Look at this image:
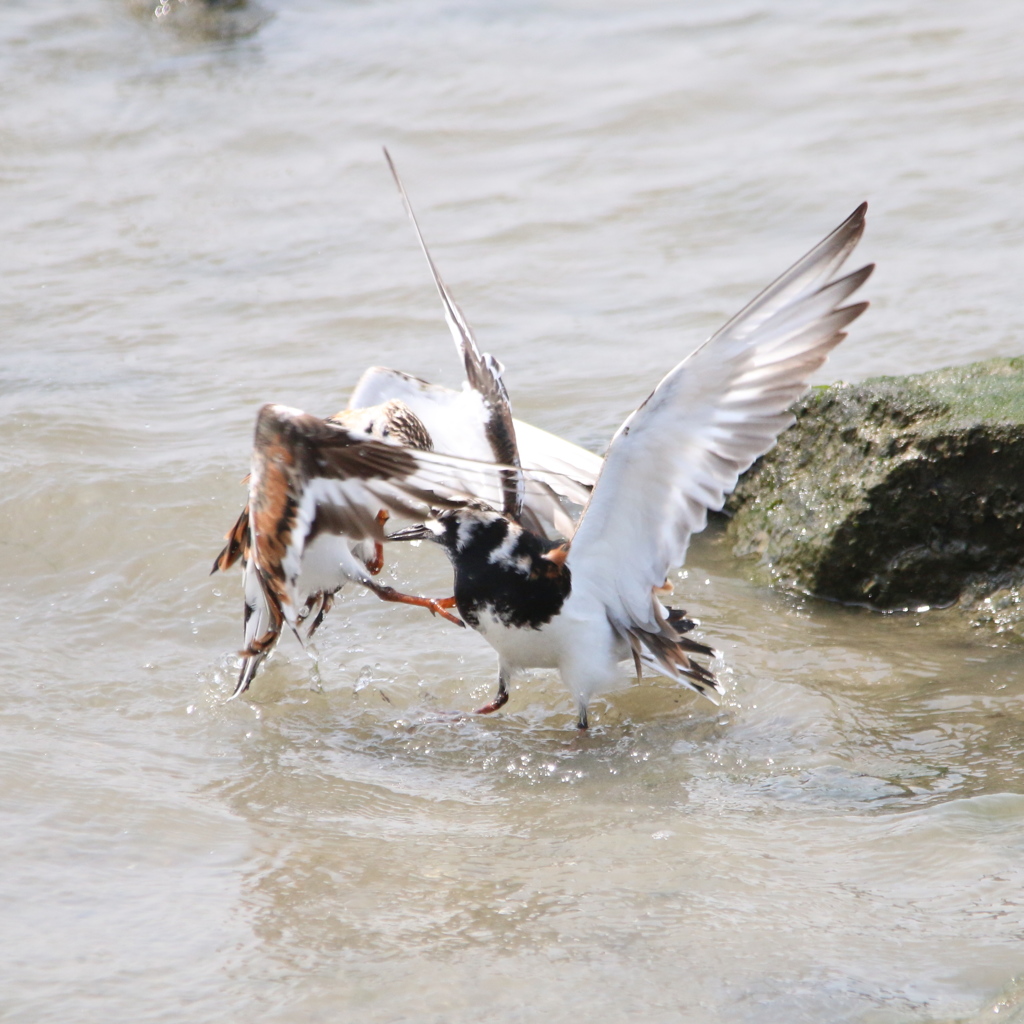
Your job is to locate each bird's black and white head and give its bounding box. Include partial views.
[390,499,570,638]
[390,500,516,562]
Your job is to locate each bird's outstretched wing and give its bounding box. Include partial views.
[347,366,601,537]
[242,403,587,630]
[566,204,873,669]
[383,148,524,519]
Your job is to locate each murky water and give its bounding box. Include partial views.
[3,1,1024,1021]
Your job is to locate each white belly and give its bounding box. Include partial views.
[296,534,369,601]
[472,592,631,708]
[472,607,566,670]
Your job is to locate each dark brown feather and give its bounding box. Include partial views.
[212,506,250,574]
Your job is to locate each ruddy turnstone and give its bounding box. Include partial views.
[214,156,602,698]
[390,202,874,727]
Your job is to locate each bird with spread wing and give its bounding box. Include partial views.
[390,201,873,726]
[223,195,873,727]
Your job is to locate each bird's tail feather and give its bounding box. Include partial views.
[623,600,722,704]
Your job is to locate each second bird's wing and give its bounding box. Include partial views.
[566,204,873,659]
[245,403,467,626]
[384,149,524,519]
[347,367,602,537]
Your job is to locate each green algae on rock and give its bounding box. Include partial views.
[722,357,1024,629]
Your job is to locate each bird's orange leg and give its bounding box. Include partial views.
[362,580,464,627]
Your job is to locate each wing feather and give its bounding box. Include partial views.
[383,149,524,518]
[567,204,873,635]
[345,366,601,537]
[245,404,591,627]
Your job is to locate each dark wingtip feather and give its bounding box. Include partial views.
[229,658,259,700]
[838,299,871,323]
[380,150,524,519]
[212,507,250,575]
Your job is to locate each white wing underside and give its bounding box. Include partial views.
[349,366,601,536]
[566,204,872,637]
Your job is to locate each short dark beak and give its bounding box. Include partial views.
[387,523,432,542]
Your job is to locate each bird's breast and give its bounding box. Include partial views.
[454,551,571,633]
[468,605,566,670]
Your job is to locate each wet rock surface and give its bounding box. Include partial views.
[723,357,1024,632]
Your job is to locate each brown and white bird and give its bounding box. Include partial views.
[214,155,602,698]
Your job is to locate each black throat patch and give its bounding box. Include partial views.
[443,517,571,631]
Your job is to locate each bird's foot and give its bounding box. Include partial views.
[364,582,464,627]
[474,689,509,716]
[422,595,463,627]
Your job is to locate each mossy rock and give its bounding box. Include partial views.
[723,357,1024,629]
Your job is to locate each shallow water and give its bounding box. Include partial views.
[3,1,1024,1021]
